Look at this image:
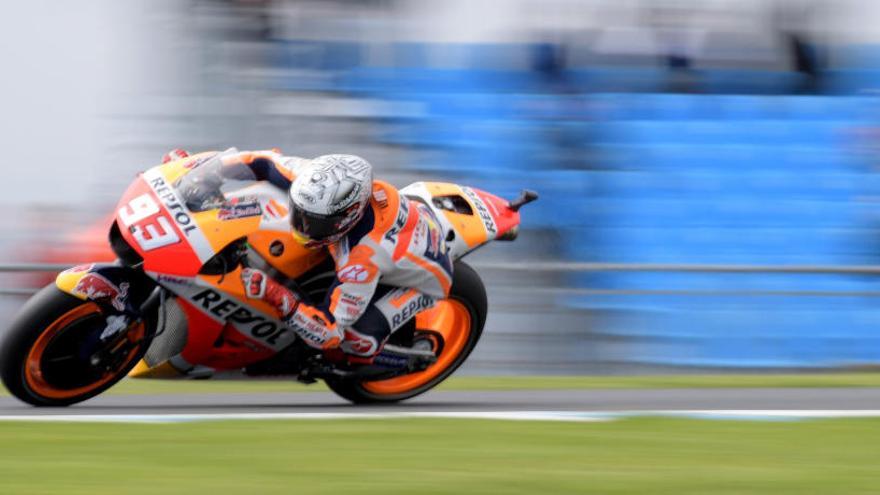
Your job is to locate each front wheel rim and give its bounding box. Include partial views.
[23,303,145,400]
[361,299,472,396]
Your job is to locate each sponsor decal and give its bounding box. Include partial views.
[411,204,444,258]
[290,311,332,346]
[372,188,388,209]
[338,264,370,283]
[264,199,288,221]
[390,294,435,328]
[218,197,262,221]
[336,292,367,321]
[426,220,442,257]
[340,292,366,308]
[461,187,497,236]
[146,174,198,237]
[156,274,193,286]
[384,198,409,243]
[191,289,291,347]
[73,274,130,312]
[373,351,409,368]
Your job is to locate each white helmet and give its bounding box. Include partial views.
[288,154,373,247]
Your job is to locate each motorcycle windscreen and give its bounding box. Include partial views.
[115,149,258,276]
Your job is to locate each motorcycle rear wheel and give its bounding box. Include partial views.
[0,285,151,407]
[326,261,487,404]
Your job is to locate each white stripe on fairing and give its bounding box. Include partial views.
[142,167,216,263]
[2,410,880,423]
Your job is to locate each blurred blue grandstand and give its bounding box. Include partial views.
[262,30,880,369]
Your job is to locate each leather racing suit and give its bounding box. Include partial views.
[221,149,454,359]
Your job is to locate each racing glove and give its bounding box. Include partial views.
[241,268,342,350]
[241,268,300,318]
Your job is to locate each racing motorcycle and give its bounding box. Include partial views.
[0,149,536,406]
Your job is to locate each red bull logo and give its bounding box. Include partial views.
[72,273,130,312]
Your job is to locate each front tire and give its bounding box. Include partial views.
[0,285,151,407]
[326,261,487,404]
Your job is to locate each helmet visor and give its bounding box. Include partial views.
[290,204,351,243]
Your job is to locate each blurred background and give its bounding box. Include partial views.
[4,0,880,375]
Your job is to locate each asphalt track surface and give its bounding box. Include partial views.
[0,388,878,416]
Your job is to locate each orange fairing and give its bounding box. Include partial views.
[421,182,521,250]
[361,299,471,395]
[424,183,488,249]
[248,230,327,279]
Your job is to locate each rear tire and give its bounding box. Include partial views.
[326,261,487,404]
[0,285,151,407]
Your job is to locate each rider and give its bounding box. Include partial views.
[170,149,453,361]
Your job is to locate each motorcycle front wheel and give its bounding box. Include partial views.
[0,285,151,407]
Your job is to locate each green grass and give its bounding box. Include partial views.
[0,417,878,494]
[74,372,880,395]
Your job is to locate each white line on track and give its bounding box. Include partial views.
[2,410,880,423]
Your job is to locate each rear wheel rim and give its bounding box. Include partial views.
[24,303,145,400]
[361,299,472,396]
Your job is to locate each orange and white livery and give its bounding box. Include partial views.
[1,146,537,407]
